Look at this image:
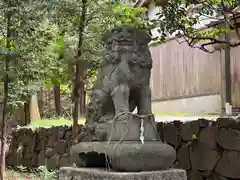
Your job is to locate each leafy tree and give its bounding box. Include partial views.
[0,0,59,110]
[45,0,148,137]
[41,23,74,117]
[0,1,149,175]
[151,0,240,52]
[0,0,57,178]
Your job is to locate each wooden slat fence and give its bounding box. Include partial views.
[150,38,222,101]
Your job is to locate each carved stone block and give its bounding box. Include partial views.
[59,167,187,180]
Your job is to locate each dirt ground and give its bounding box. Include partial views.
[5,169,42,180]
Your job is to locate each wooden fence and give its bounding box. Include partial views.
[229,47,240,107]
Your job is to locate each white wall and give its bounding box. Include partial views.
[152,95,222,115]
[147,3,222,115]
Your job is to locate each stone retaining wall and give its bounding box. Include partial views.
[157,118,240,180]
[6,125,95,170]
[6,117,240,180]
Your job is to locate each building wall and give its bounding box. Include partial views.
[147,2,223,114]
[149,41,222,101]
[151,95,222,115]
[147,2,240,114]
[149,39,223,114]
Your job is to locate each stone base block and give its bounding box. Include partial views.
[58,167,187,180]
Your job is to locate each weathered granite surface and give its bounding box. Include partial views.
[58,167,187,180]
[69,113,177,171]
[70,25,176,172]
[70,141,176,172]
[86,24,153,125]
[6,117,240,179]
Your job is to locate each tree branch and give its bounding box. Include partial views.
[177,29,240,53]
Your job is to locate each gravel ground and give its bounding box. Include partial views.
[155,115,219,122]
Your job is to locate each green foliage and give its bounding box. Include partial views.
[110,3,148,28]
[151,0,240,52]
[0,0,147,115]
[0,0,51,112]
[43,0,148,90]
[192,134,199,140]
[37,166,58,180]
[28,117,85,127]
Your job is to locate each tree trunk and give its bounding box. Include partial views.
[53,84,62,116]
[0,103,7,180]
[83,89,86,114]
[72,60,83,137]
[0,95,7,180]
[38,87,44,115]
[0,8,11,180]
[72,0,87,143]
[24,99,30,125]
[79,84,85,116]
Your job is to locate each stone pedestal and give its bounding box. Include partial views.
[70,114,177,172]
[58,167,187,180]
[70,114,176,172]
[71,141,176,172]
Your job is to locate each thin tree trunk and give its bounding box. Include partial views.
[0,8,11,179]
[0,93,7,180]
[83,89,86,115]
[79,84,85,115]
[72,0,87,143]
[73,60,81,125]
[38,87,44,115]
[53,84,62,116]
[24,99,30,125]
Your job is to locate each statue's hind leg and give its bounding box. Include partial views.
[86,89,108,124]
[138,86,152,115]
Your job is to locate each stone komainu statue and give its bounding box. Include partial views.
[70,25,177,173]
[86,25,153,124]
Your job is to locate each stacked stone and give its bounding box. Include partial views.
[6,117,240,180]
[6,125,94,170]
[157,117,240,180]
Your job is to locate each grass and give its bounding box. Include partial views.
[5,166,58,180]
[5,169,41,180]
[26,112,219,128]
[28,117,86,127]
